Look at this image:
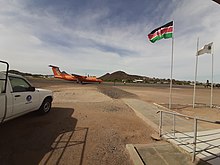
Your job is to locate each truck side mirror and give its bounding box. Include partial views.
[28,86,35,91]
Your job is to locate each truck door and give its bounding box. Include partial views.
[0,60,9,122]
[9,76,39,115]
[0,87,6,121]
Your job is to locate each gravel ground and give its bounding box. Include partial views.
[2,79,220,164]
[0,79,156,165]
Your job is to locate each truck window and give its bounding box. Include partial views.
[0,80,4,93]
[9,76,31,93]
[0,73,6,93]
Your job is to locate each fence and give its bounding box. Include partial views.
[158,110,220,162]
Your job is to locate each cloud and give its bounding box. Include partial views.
[169,0,220,81]
[0,0,219,82]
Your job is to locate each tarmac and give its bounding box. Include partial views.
[123,98,220,165]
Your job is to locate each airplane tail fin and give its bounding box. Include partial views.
[49,65,63,78]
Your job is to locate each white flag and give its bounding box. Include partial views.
[197,42,213,56]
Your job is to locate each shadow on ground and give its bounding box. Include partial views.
[97,85,137,99]
[0,107,80,165]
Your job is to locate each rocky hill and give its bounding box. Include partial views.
[99,71,193,85]
[99,71,149,82]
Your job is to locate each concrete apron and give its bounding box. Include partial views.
[123,98,216,165]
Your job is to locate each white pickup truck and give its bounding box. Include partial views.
[0,61,53,123]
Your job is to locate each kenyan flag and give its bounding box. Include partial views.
[148,21,173,43]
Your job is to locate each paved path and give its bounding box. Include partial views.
[123,99,206,133]
[164,129,220,165]
[123,98,220,165]
[126,143,199,165]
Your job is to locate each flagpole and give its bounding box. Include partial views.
[210,44,214,108]
[193,38,199,108]
[147,21,174,109]
[169,32,174,109]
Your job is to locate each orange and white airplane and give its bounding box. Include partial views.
[49,65,103,84]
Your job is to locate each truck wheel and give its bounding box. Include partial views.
[39,98,52,114]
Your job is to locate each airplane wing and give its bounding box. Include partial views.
[71,73,102,83]
[71,73,87,78]
[49,65,59,68]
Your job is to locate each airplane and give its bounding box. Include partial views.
[49,65,103,84]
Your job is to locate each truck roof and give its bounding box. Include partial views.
[0,72,33,87]
[0,71,24,78]
[8,73,25,78]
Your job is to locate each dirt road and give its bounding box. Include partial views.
[1,79,220,164]
[117,84,220,121]
[0,79,156,165]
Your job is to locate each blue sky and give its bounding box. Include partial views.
[0,0,220,82]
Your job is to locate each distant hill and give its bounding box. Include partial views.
[99,70,193,85]
[99,71,149,82]
[7,69,193,85]
[9,70,45,78]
